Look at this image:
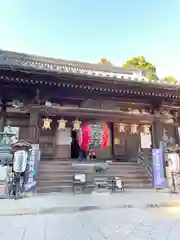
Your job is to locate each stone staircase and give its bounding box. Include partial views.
[36,160,73,193]
[36,159,152,193]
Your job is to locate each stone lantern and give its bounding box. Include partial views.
[0,129,15,166]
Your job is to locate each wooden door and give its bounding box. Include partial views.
[126,131,140,161]
[113,123,126,160]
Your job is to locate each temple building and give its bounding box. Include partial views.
[0,50,179,192]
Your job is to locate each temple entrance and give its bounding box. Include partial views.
[71,130,80,158]
[113,123,127,161]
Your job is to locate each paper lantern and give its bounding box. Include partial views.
[42,118,52,130]
[119,123,126,132]
[73,119,81,131]
[80,122,109,152]
[57,118,67,130]
[130,124,138,134]
[143,125,151,135]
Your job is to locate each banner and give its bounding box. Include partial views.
[0,166,8,198]
[152,148,166,188]
[25,144,40,193]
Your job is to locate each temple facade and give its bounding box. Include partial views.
[0,50,180,164]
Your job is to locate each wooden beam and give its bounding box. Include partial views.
[29,104,169,123]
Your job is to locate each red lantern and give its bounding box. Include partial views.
[79,122,109,152]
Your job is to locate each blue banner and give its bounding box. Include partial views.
[25,144,40,193]
[152,148,166,188]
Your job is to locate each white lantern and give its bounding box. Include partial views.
[73,119,81,131]
[57,118,67,130]
[143,125,151,135]
[130,124,138,134]
[42,118,52,130]
[119,123,126,132]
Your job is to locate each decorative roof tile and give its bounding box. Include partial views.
[0,50,179,88]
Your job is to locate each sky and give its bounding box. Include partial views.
[1,0,180,78]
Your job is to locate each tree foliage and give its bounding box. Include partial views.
[164,76,177,83]
[97,56,179,83]
[98,57,112,66]
[123,56,158,80]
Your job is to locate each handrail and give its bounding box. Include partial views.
[137,153,152,177]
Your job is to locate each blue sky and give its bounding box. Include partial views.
[1,0,180,78]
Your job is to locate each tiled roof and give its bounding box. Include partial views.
[0,50,179,88]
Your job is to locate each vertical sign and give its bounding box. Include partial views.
[0,166,8,198]
[152,148,166,188]
[25,144,40,193]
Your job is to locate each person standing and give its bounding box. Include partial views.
[78,148,83,162]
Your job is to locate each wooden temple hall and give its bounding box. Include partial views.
[0,51,180,161]
[0,50,180,192]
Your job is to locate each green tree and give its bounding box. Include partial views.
[98,57,112,65]
[123,56,158,80]
[164,76,177,83]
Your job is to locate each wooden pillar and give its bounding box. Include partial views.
[29,110,39,143]
[152,120,163,148]
[173,115,180,145]
[0,101,6,132]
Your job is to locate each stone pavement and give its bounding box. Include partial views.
[0,207,180,239]
[0,189,180,215]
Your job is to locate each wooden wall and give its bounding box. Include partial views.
[5,113,29,141]
[113,123,140,161]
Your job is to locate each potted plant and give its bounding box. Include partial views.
[94,163,108,173]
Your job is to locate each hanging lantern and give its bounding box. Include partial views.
[73,119,81,131]
[142,125,151,135]
[42,117,52,130]
[80,122,109,152]
[130,124,138,134]
[119,123,126,132]
[57,118,67,130]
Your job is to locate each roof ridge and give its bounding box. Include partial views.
[0,49,179,88]
[0,49,140,74]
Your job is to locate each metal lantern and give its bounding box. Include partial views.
[42,117,52,130]
[73,119,81,131]
[130,124,139,134]
[143,125,151,135]
[57,118,67,130]
[119,123,126,132]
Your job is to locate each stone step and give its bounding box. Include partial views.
[38,169,147,175]
[39,160,140,166]
[36,182,152,193]
[37,173,149,181]
[36,159,152,193]
[39,162,141,168]
[37,178,151,187]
